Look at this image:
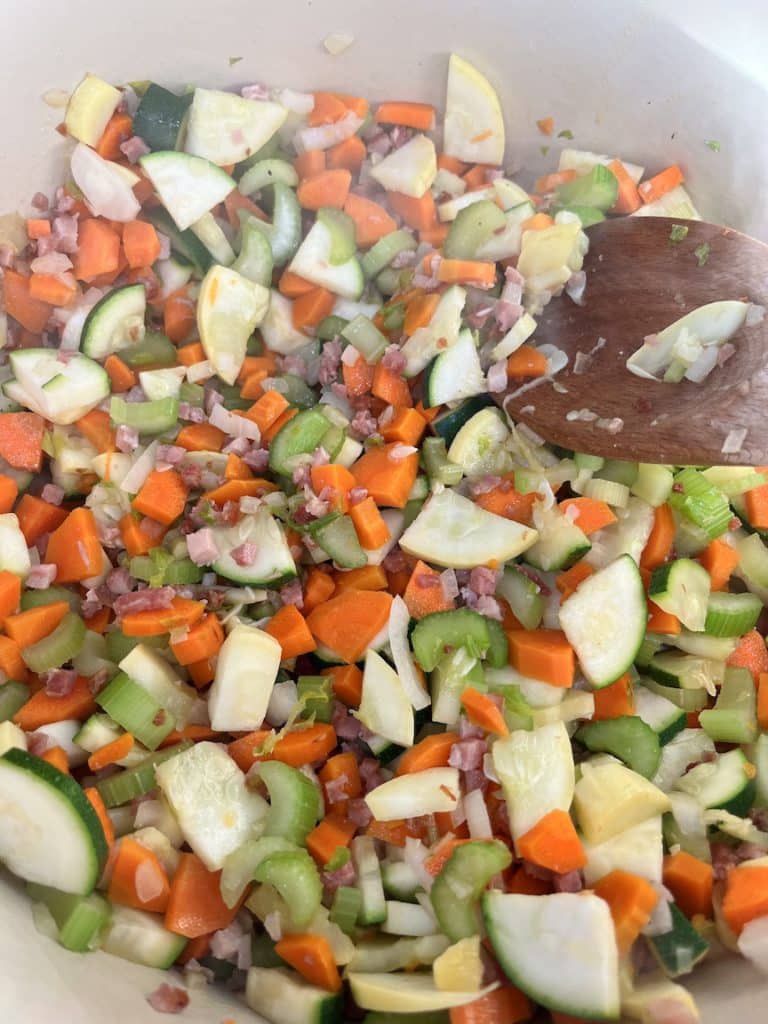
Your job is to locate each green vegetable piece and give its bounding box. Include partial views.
[317,208,357,264]
[118,331,177,369]
[27,883,110,952]
[576,715,661,779]
[95,672,175,751]
[430,839,512,940]
[699,667,758,744]
[694,242,711,267]
[669,224,690,243]
[232,217,274,286]
[109,396,179,434]
[268,407,330,476]
[297,675,334,723]
[258,760,321,845]
[253,849,323,928]
[0,680,30,722]
[555,165,618,211]
[411,609,495,672]
[329,884,362,935]
[444,200,507,260]
[22,612,86,674]
[316,315,349,341]
[94,742,192,807]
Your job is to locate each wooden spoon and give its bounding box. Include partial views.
[496,216,768,466]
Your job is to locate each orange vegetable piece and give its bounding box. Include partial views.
[2,270,54,332]
[175,422,227,452]
[5,600,70,647]
[607,159,641,214]
[333,564,388,593]
[403,292,440,336]
[350,443,419,508]
[555,560,594,603]
[83,787,115,851]
[15,494,67,544]
[163,289,196,343]
[388,190,437,231]
[0,475,18,514]
[507,346,548,378]
[638,165,684,205]
[663,850,713,919]
[342,350,375,397]
[87,732,135,773]
[450,984,532,1024]
[721,864,768,936]
[558,497,617,536]
[0,570,21,621]
[303,568,336,614]
[120,596,205,637]
[26,219,51,240]
[13,676,96,730]
[264,604,317,659]
[310,463,356,511]
[343,193,398,248]
[41,746,70,773]
[516,809,586,874]
[396,732,459,776]
[297,169,351,210]
[170,613,225,666]
[727,629,768,683]
[640,504,676,570]
[321,664,363,708]
[244,390,291,435]
[95,112,133,160]
[165,853,241,938]
[76,408,116,453]
[109,835,170,914]
[306,590,393,663]
[309,92,348,126]
[104,353,138,393]
[403,560,455,620]
[28,273,77,307]
[278,269,316,298]
[292,286,336,333]
[327,136,366,173]
[375,102,436,130]
[119,514,167,557]
[132,468,188,525]
[122,219,161,268]
[73,220,121,282]
[45,507,103,583]
[293,150,326,181]
[698,537,740,591]
[593,869,659,954]
[437,258,496,288]
[228,724,338,772]
[475,475,538,524]
[534,169,577,193]
[592,673,635,720]
[0,636,27,682]
[0,412,45,472]
[306,815,357,866]
[506,629,575,687]
[461,686,509,736]
[372,362,412,407]
[348,496,391,551]
[274,934,342,992]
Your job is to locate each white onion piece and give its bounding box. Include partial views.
[738,916,768,974]
[70,143,140,222]
[388,596,431,711]
[464,788,493,838]
[277,88,315,115]
[294,112,363,153]
[721,428,748,455]
[121,441,159,495]
[209,402,261,441]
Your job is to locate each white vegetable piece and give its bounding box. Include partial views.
[401,285,466,377]
[0,721,27,757]
[365,768,460,821]
[356,649,415,747]
[348,972,499,1013]
[492,722,575,840]
[119,644,199,729]
[260,290,312,354]
[64,74,122,146]
[70,144,140,222]
[444,54,505,165]
[574,758,671,844]
[582,815,664,886]
[207,623,281,733]
[0,514,31,579]
[197,265,270,384]
[185,88,288,166]
[370,134,437,198]
[156,741,267,870]
[388,596,431,711]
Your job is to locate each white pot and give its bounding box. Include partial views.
[1,0,767,1020]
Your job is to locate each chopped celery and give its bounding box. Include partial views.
[267,373,317,409]
[704,591,761,638]
[342,315,389,363]
[317,208,357,264]
[360,229,417,279]
[178,381,205,407]
[232,217,274,286]
[496,567,545,630]
[129,547,173,586]
[21,586,81,612]
[330,885,363,935]
[576,716,661,779]
[430,840,512,941]
[310,514,367,569]
[381,301,407,334]
[555,165,618,210]
[27,883,110,952]
[422,436,463,487]
[95,741,192,807]
[669,468,731,540]
[110,396,179,434]
[699,667,757,744]
[238,158,299,195]
[103,631,165,664]
[253,849,323,928]
[0,680,29,722]
[444,200,507,260]
[297,675,334,723]
[597,459,638,487]
[316,315,349,341]
[163,558,204,585]
[96,672,175,750]
[412,609,499,672]
[251,931,285,968]
[22,612,86,673]
[258,760,321,845]
[117,331,177,369]
[268,407,330,476]
[220,836,297,909]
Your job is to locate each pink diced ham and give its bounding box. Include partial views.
[26,563,58,589]
[145,983,189,1015]
[186,528,219,566]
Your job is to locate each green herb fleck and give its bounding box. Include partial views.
[705,139,721,152]
[539,145,550,156]
[557,129,574,140]
[694,242,711,267]
[669,224,689,244]
[229,56,243,66]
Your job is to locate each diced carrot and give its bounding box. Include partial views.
[507,346,548,378]
[638,165,684,205]
[305,816,357,867]
[759,673,768,731]
[170,613,225,666]
[275,933,342,992]
[646,599,681,635]
[83,787,115,851]
[698,537,740,591]
[327,136,366,173]
[334,94,369,120]
[461,686,509,736]
[516,808,586,874]
[294,150,326,181]
[321,664,363,707]
[592,673,635,720]
[164,289,196,343]
[607,159,641,214]
[26,218,51,240]
[403,292,440,337]
[558,497,617,536]
[593,869,659,954]
[2,270,53,333]
[278,269,317,299]
[521,212,555,233]
[175,422,226,452]
[176,934,212,966]
[132,468,188,526]
[319,750,362,801]
[721,864,768,935]
[223,453,253,481]
[388,190,437,231]
[13,675,96,730]
[41,746,70,773]
[309,461,357,508]
[28,273,77,307]
[333,564,388,594]
[297,169,351,210]
[727,630,768,684]
[474,475,538,524]
[663,851,713,919]
[302,568,336,614]
[350,443,419,508]
[0,636,27,682]
[165,853,240,938]
[372,362,412,407]
[104,353,138,392]
[120,596,205,637]
[347,498,389,552]
[76,408,116,453]
[175,341,207,368]
[424,836,474,876]
[419,222,450,248]
[462,165,493,191]
[367,818,411,847]
[309,92,348,126]
[223,190,267,230]
[228,723,338,771]
[0,475,18,514]
[0,570,21,620]
[122,220,161,269]
[0,412,45,472]
[306,590,393,663]
[95,112,133,160]
[380,407,427,447]
[118,513,167,557]
[536,117,555,136]
[403,560,455,620]
[375,101,436,130]
[85,607,111,634]
[264,604,317,659]
[3,601,66,650]
[640,503,675,570]
[342,350,375,397]
[396,732,459,776]
[534,169,577,193]
[73,220,121,282]
[437,154,468,175]
[292,286,336,333]
[343,193,398,248]
[88,732,135,773]
[450,984,532,1024]
[186,657,216,689]
[555,560,594,603]
[506,629,575,687]
[437,258,496,288]
[43,507,102,583]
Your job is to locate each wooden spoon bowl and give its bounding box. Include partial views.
[497,217,768,466]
